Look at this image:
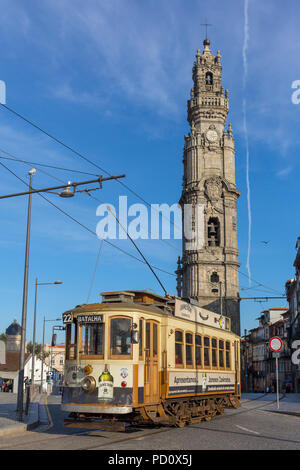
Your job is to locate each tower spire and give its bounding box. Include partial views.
[178,41,241,335]
[200,20,212,40]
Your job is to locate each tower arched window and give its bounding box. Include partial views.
[206,72,213,85]
[208,217,220,247]
[210,272,219,283]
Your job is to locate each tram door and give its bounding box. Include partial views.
[144,320,159,403]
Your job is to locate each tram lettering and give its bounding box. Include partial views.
[108,454,143,467]
[208,377,219,383]
[174,376,198,384]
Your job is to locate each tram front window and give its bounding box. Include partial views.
[110,317,132,357]
[81,323,104,357]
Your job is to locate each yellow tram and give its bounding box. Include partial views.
[62,290,241,430]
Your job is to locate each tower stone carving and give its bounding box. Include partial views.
[177,39,241,335]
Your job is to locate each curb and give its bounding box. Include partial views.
[0,397,41,438]
[0,423,27,438]
[266,410,300,418]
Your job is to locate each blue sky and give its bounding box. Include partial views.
[0,0,299,345]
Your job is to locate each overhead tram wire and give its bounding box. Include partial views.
[0,157,285,300]
[0,149,100,177]
[0,149,279,293]
[0,153,282,298]
[0,103,180,253]
[0,146,180,253]
[0,153,280,297]
[0,104,255,258]
[0,106,282,297]
[86,239,104,304]
[0,159,176,280]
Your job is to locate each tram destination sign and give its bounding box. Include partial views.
[174,299,231,331]
[76,314,103,323]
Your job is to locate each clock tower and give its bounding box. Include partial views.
[177,38,241,335]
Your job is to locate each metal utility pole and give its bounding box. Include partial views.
[219,281,222,316]
[0,175,125,200]
[31,280,62,386]
[41,317,61,393]
[17,168,36,416]
[276,353,280,410]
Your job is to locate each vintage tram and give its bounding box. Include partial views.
[62,290,241,430]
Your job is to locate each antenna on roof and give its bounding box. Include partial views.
[106,206,169,297]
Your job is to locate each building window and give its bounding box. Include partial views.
[206,72,213,85]
[211,272,219,283]
[175,330,184,367]
[59,356,64,365]
[185,333,194,368]
[208,218,220,247]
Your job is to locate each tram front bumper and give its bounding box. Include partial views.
[62,403,133,414]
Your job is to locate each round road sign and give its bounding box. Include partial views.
[269,336,283,352]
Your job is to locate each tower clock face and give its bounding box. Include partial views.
[206,130,218,142]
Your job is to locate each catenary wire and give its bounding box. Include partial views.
[0,159,176,279]
[0,104,284,297]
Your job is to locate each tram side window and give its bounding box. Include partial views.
[66,323,77,360]
[212,338,217,367]
[195,335,202,367]
[219,340,225,368]
[204,337,210,367]
[139,319,144,359]
[81,323,104,357]
[175,330,183,366]
[153,323,158,358]
[185,333,193,367]
[110,317,132,357]
[226,341,231,368]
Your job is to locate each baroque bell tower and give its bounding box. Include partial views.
[177,38,241,335]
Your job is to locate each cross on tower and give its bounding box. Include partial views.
[200,20,212,39]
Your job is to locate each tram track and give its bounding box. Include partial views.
[0,394,287,450]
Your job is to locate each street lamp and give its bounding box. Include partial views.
[10,171,125,417]
[41,317,61,393]
[31,280,63,387]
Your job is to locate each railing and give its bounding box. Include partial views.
[188,96,229,110]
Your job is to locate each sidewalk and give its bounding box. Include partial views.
[0,392,42,437]
[263,393,300,417]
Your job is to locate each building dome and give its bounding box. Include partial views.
[6,319,22,336]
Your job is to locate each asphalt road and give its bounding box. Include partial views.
[0,394,299,450]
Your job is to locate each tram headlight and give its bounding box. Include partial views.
[81,376,96,393]
[83,364,93,375]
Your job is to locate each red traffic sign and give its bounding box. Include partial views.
[269,336,283,352]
